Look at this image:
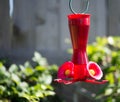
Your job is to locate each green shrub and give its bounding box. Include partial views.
[0,52,58,102]
[68,36,120,102]
[87,37,120,102]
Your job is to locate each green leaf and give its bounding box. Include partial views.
[0,64,6,73]
[35,91,44,98]
[24,61,32,68]
[11,73,20,84]
[20,67,34,76]
[38,74,52,84]
[35,66,46,72]
[24,67,34,76]
[105,73,114,84]
[0,62,3,68]
[104,88,113,96]
[9,64,18,73]
[117,88,120,94]
[0,85,6,95]
[32,52,48,66]
[44,91,55,96]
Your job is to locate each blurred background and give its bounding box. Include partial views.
[0,0,120,102]
[0,0,114,64]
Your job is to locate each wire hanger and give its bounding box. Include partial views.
[69,0,89,14]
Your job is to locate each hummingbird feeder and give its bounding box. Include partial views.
[55,0,108,84]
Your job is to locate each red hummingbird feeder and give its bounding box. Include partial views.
[55,0,108,84]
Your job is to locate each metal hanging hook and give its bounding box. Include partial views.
[69,0,89,14]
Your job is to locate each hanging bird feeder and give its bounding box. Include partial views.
[55,0,108,84]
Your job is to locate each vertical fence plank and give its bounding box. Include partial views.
[108,0,120,36]
[0,0,11,53]
[13,0,36,50]
[36,0,60,51]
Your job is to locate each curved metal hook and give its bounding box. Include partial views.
[69,0,89,14]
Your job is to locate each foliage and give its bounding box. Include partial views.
[87,36,120,102]
[0,52,58,102]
